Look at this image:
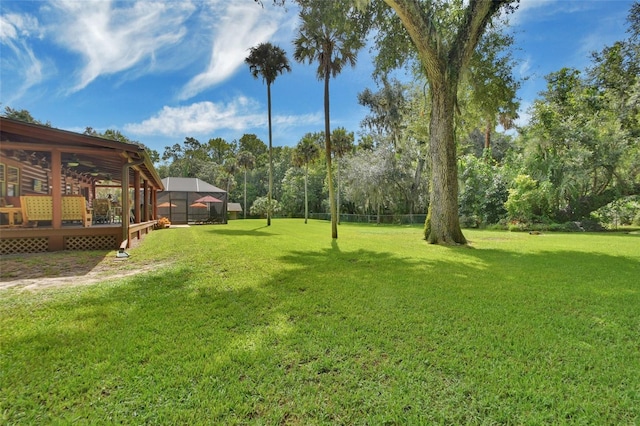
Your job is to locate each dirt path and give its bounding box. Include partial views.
[0,250,171,291]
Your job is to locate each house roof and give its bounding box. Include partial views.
[227,202,243,212]
[161,177,226,193]
[0,117,163,190]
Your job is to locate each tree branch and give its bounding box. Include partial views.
[449,0,511,71]
[383,0,443,81]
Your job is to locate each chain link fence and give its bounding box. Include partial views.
[308,213,427,225]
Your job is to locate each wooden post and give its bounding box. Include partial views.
[49,149,63,250]
[134,169,141,224]
[121,161,129,248]
[143,179,149,222]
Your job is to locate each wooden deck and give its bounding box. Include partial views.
[0,220,157,255]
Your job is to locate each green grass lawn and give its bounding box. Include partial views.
[1,220,639,424]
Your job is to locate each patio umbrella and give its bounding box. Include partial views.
[194,195,223,203]
[158,202,177,208]
[194,195,222,220]
[189,202,207,208]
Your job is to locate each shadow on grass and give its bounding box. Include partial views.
[207,225,273,237]
[2,241,639,424]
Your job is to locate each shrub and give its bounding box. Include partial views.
[460,214,481,229]
[458,154,509,226]
[250,196,281,217]
[591,196,640,228]
[505,174,552,224]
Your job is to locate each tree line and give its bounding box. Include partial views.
[4,1,638,236]
[154,1,639,231]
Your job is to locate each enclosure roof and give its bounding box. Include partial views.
[228,202,243,212]
[161,177,226,193]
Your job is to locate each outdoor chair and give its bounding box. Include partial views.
[93,199,112,224]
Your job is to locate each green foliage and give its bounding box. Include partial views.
[591,195,640,228]
[457,28,522,157]
[207,137,236,164]
[2,106,51,126]
[293,0,368,80]
[245,43,291,86]
[293,133,322,168]
[459,153,509,227]
[513,5,640,222]
[331,127,354,158]
[517,65,636,221]
[342,148,388,214]
[504,174,552,224]
[238,134,268,164]
[358,77,408,147]
[85,126,160,164]
[249,196,281,217]
[281,160,326,217]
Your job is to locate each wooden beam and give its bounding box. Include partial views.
[120,163,130,247]
[143,179,149,222]
[51,150,62,229]
[134,169,141,224]
[0,141,118,155]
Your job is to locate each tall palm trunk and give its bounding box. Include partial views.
[304,164,309,224]
[243,168,247,219]
[267,83,273,226]
[424,81,466,244]
[336,157,341,225]
[324,70,337,239]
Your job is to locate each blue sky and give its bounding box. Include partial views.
[0,0,635,156]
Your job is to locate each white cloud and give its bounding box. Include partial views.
[0,12,40,41]
[0,12,46,101]
[2,1,292,101]
[124,98,322,137]
[517,56,531,79]
[47,0,195,92]
[509,0,595,26]
[178,1,285,100]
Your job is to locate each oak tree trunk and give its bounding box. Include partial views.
[384,0,509,245]
[424,82,466,244]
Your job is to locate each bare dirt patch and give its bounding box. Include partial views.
[0,248,172,291]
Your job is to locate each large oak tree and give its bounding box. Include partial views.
[379,0,516,244]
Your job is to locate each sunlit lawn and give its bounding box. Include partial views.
[1,219,639,424]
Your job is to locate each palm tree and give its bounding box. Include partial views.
[245,42,291,226]
[293,1,366,239]
[293,134,321,224]
[331,127,354,225]
[223,158,238,194]
[237,150,256,219]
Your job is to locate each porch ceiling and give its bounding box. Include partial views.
[0,117,163,189]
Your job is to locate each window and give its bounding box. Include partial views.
[6,166,19,196]
[0,163,5,197]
